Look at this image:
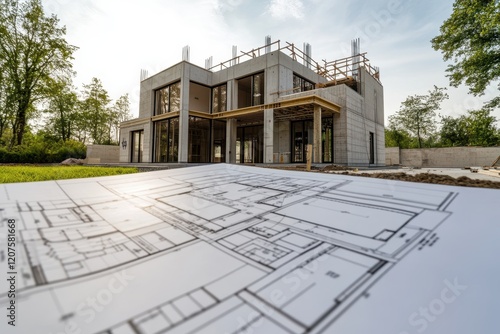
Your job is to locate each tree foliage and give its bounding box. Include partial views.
[431,0,500,107]
[0,0,77,146]
[43,77,78,141]
[110,94,132,143]
[0,1,134,162]
[79,77,112,145]
[385,125,416,149]
[389,86,449,148]
[440,108,500,146]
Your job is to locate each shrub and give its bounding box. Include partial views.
[0,140,86,163]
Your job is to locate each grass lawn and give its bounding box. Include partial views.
[0,165,139,184]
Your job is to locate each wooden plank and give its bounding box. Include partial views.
[491,156,500,167]
[306,144,313,171]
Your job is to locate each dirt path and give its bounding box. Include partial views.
[318,165,500,189]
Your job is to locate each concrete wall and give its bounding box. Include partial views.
[119,122,149,163]
[329,67,385,166]
[385,147,400,165]
[386,147,500,167]
[86,145,120,164]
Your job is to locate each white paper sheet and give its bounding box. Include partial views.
[0,164,499,334]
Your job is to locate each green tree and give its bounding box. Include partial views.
[0,0,77,146]
[43,77,78,141]
[79,77,111,145]
[440,108,499,146]
[431,0,500,108]
[110,94,132,143]
[0,68,15,143]
[440,115,468,146]
[390,86,448,148]
[385,125,415,148]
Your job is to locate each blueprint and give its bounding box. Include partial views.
[0,164,499,333]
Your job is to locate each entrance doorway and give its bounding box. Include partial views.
[292,121,313,163]
[236,125,263,163]
[369,132,375,164]
[291,119,333,163]
[131,130,144,163]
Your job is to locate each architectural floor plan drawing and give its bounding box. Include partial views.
[1,164,499,334]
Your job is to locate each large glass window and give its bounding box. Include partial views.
[238,73,264,108]
[213,120,226,162]
[323,118,333,163]
[188,117,211,163]
[292,119,333,163]
[212,84,227,113]
[292,121,313,163]
[154,118,178,162]
[293,74,315,93]
[155,82,180,115]
[236,125,263,163]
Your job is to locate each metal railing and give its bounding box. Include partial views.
[208,40,380,85]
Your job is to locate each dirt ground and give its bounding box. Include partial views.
[320,165,500,189]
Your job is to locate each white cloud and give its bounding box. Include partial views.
[267,0,304,20]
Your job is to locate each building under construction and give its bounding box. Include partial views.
[119,38,385,165]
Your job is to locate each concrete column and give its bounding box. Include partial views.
[178,67,190,163]
[226,118,237,163]
[226,79,234,110]
[313,105,322,163]
[263,109,274,163]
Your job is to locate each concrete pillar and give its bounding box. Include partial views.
[226,118,237,163]
[178,66,190,163]
[264,109,274,163]
[313,105,322,163]
[227,79,234,110]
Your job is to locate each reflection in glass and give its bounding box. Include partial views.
[322,118,333,163]
[131,130,143,163]
[293,74,314,93]
[213,120,226,162]
[253,73,264,106]
[188,117,211,163]
[170,82,181,113]
[212,84,227,113]
[292,119,333,163]
[236,125,263,164]
[155,82,180,115]
[238,73,264,108]
[154,118,178,162]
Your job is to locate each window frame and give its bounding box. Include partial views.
[212,83,227,114]
[154,81,181,116]
[237,72,265,108]
[293,74,315,93]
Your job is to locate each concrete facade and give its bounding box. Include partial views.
[386,147,500,167]
[86,145,120,164]
[120,42,385,166]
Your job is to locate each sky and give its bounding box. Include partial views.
[41,0,500,123]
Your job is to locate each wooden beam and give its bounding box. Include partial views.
[151,112,180,122]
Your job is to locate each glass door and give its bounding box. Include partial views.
[292,122,304,162]
[236,126,263,163]
[293,119,333,163]
[131,130,144,163]
[322,118,333,163]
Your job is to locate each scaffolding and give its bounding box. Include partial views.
[208,40,380,86]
